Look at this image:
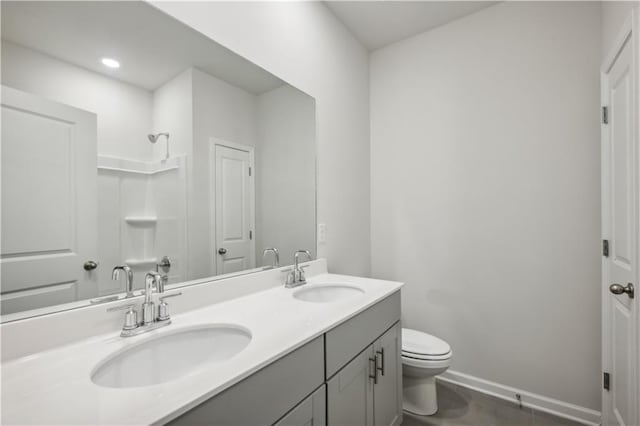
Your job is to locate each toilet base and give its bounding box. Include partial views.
[402,375,438,416]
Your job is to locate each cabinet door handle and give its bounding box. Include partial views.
[376,348,385,376]
[368,357,378,384]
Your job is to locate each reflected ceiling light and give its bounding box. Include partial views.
[101,57,120,68]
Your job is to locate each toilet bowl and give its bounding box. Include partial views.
[401,328,452,416]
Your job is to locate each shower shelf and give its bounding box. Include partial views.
[125,258,158,267]
[125,216,158,226]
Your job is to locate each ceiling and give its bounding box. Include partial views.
[325,1,498,51]
[1,1,284,94]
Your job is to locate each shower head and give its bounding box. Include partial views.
[147,133,170,160]
[148,132,169,143]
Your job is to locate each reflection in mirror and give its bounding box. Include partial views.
[0,1,316,320]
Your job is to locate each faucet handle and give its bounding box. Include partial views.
[157,292,182,321]
[284,270,296,287]
[107,304,138,330]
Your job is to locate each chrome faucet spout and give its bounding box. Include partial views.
[294,250,311,270]
[285,250,313,288]
[142,272,161,325]
[144,272,160,303]
[112,265,134,297]
[263,247,280,268]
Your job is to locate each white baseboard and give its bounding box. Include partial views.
[439,370,601,426]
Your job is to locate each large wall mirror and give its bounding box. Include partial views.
[0,1,317,320]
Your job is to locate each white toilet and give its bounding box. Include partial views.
[401,328,452,416]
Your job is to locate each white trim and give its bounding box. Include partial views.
[439,370,601,426]
[97,155,182,175]
[601,14,633,73]
[208,137,256,276]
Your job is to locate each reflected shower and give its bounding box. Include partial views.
[148,132,170,160]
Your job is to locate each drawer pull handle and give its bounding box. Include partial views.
[368,357,378,384]
[376,348,385,376]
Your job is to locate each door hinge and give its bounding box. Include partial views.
[603,372,610,391]
[249,230,253,240]
[602,106,609,124]
[603,239,609,257]
[249,167,252,176]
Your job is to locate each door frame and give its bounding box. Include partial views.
[601,7,640,426]
[209,137,256,276]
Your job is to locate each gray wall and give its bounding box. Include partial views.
[256,85,316,264]
[153,1,371,276]
[370,2,602,410]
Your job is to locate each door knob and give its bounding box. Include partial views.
[609,283,634,299]
[218,248,227,255]
[83,260,98,271]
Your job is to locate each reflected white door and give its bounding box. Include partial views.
[213,142,254,275]
[602,31,638,426]
[1,86,98,314]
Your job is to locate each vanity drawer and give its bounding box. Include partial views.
[325,291,401,379]
[167,336,324,426]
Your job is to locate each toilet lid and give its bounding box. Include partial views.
[402,328,451,356]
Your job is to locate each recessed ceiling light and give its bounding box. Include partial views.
[101,58,120,69]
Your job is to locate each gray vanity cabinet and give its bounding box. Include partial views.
[274,385,326,426]
[327,322,402,426]
[166,291,402,426]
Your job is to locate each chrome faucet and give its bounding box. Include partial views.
[285,250,312,288]
[108,271,181,337]
[112,265,134,298]
[142,272,161,325]
[262,247,280,269]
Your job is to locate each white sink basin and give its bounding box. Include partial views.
[91,325,251,388]
[293,283,365,303]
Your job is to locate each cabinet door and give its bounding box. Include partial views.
[327,346,375,426]
[373,322,403,426]
[168,337,324,426]
[275,385,326,426]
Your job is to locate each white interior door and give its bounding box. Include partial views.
[1,86,98,314]
[602,25,639,426]
[213,142,255,275]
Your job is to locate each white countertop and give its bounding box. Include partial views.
[1,272,402,425]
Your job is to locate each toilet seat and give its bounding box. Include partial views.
[402,354,452,370]
[402,328,452,360]
[402,351,451,361]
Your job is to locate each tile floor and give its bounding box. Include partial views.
[401,381,585,426]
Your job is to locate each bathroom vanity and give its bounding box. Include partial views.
[171,287,401,426]
[1,260,403,425]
